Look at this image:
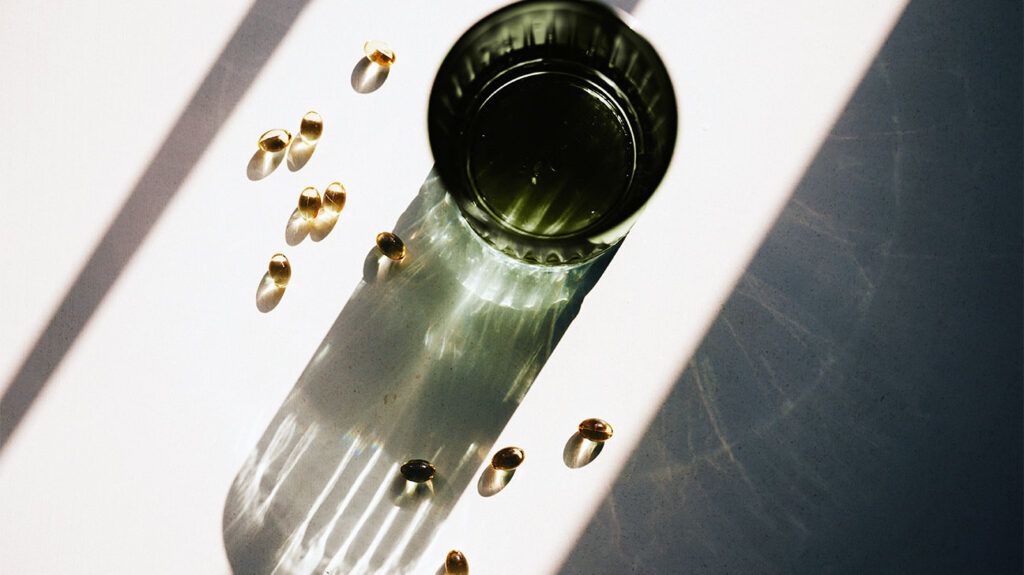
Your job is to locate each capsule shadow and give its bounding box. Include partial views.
[287,136,317,172]
[285,208,311,246]
[287,207,338,245]
[310,210,339,242]
[255,272,284,313]
[351,57,390,94]
[563,432,604,469]
[390,474,436,509]
[247,148,285,181]
[477,466,515,497]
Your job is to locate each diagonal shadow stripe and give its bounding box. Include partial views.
[0,0,312,452]
[560,0,1022,572]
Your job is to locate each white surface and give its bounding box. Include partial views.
[0,0,906,573]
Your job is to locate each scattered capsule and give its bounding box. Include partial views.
[363,40,396,67]
[298,186,322,221]
[491,446,525,471]
[376,231,406,261]
[268,254,291,287]
[578,418,614,442]
[323,181,347,214]
[299,111,323,142]
[258,129,292,153]
[400,459,435,483]
[444,550,469,575]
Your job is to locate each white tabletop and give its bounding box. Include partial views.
[0,0,906,573]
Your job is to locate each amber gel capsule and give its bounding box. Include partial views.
[400,459,435,483]
[299,111,323,142]
[363,40,396,67]
[376,232,406,261]
[268,254,291,287]
[323,182,346,214]
[298,186,322,221]
[490,447,525,471]
[444,550,469,574]
[258,129,291,153]
[578,418,614,442]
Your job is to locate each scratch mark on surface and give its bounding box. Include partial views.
[691,358,754,489]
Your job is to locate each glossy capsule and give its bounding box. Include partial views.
[299,111,323,142]
[376,231,406,261]
[400,459,435,483]
[491,447,525,471]
[444,550,469,575]
[363,40,396,67]
[298,186,322,221]
[258,129,291,153]
[268,254,291,287]
[578,418,614,442]
[323,182,347,213]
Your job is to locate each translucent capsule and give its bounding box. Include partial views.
[299,111,323,142]
[258,129,292,153]
[491,446,525,471]
[376,231,406,261]
[298,186,322,221]
[323,181,347,214]
[578,418,614,442]
[268,254,291,287]
[400,459,435,483]
[444,550,469,575]
[363,40,396,67]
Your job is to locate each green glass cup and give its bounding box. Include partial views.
[428,0,677,265]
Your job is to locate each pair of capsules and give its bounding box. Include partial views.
[257,110,324,154]
[297,182,346,221]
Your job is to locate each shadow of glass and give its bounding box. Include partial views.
[223,170,615,574]
[477,466,515,497]
[562,432,604,469]
[248,148,285,181]
[351,58,390,94]
[256,273,285,313]
[287,137,317,172]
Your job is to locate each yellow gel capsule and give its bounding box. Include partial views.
[491,447,525,471]
[299,111,323,142]
[323,181,347,214]
[400,459,435,483]
[363,40,396,67]
[444,550,468,574]
[298,186,322,221]
[258,129,291,153]
[376,231,406,261]
[268,254,291,287]
[578,418,614,442]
